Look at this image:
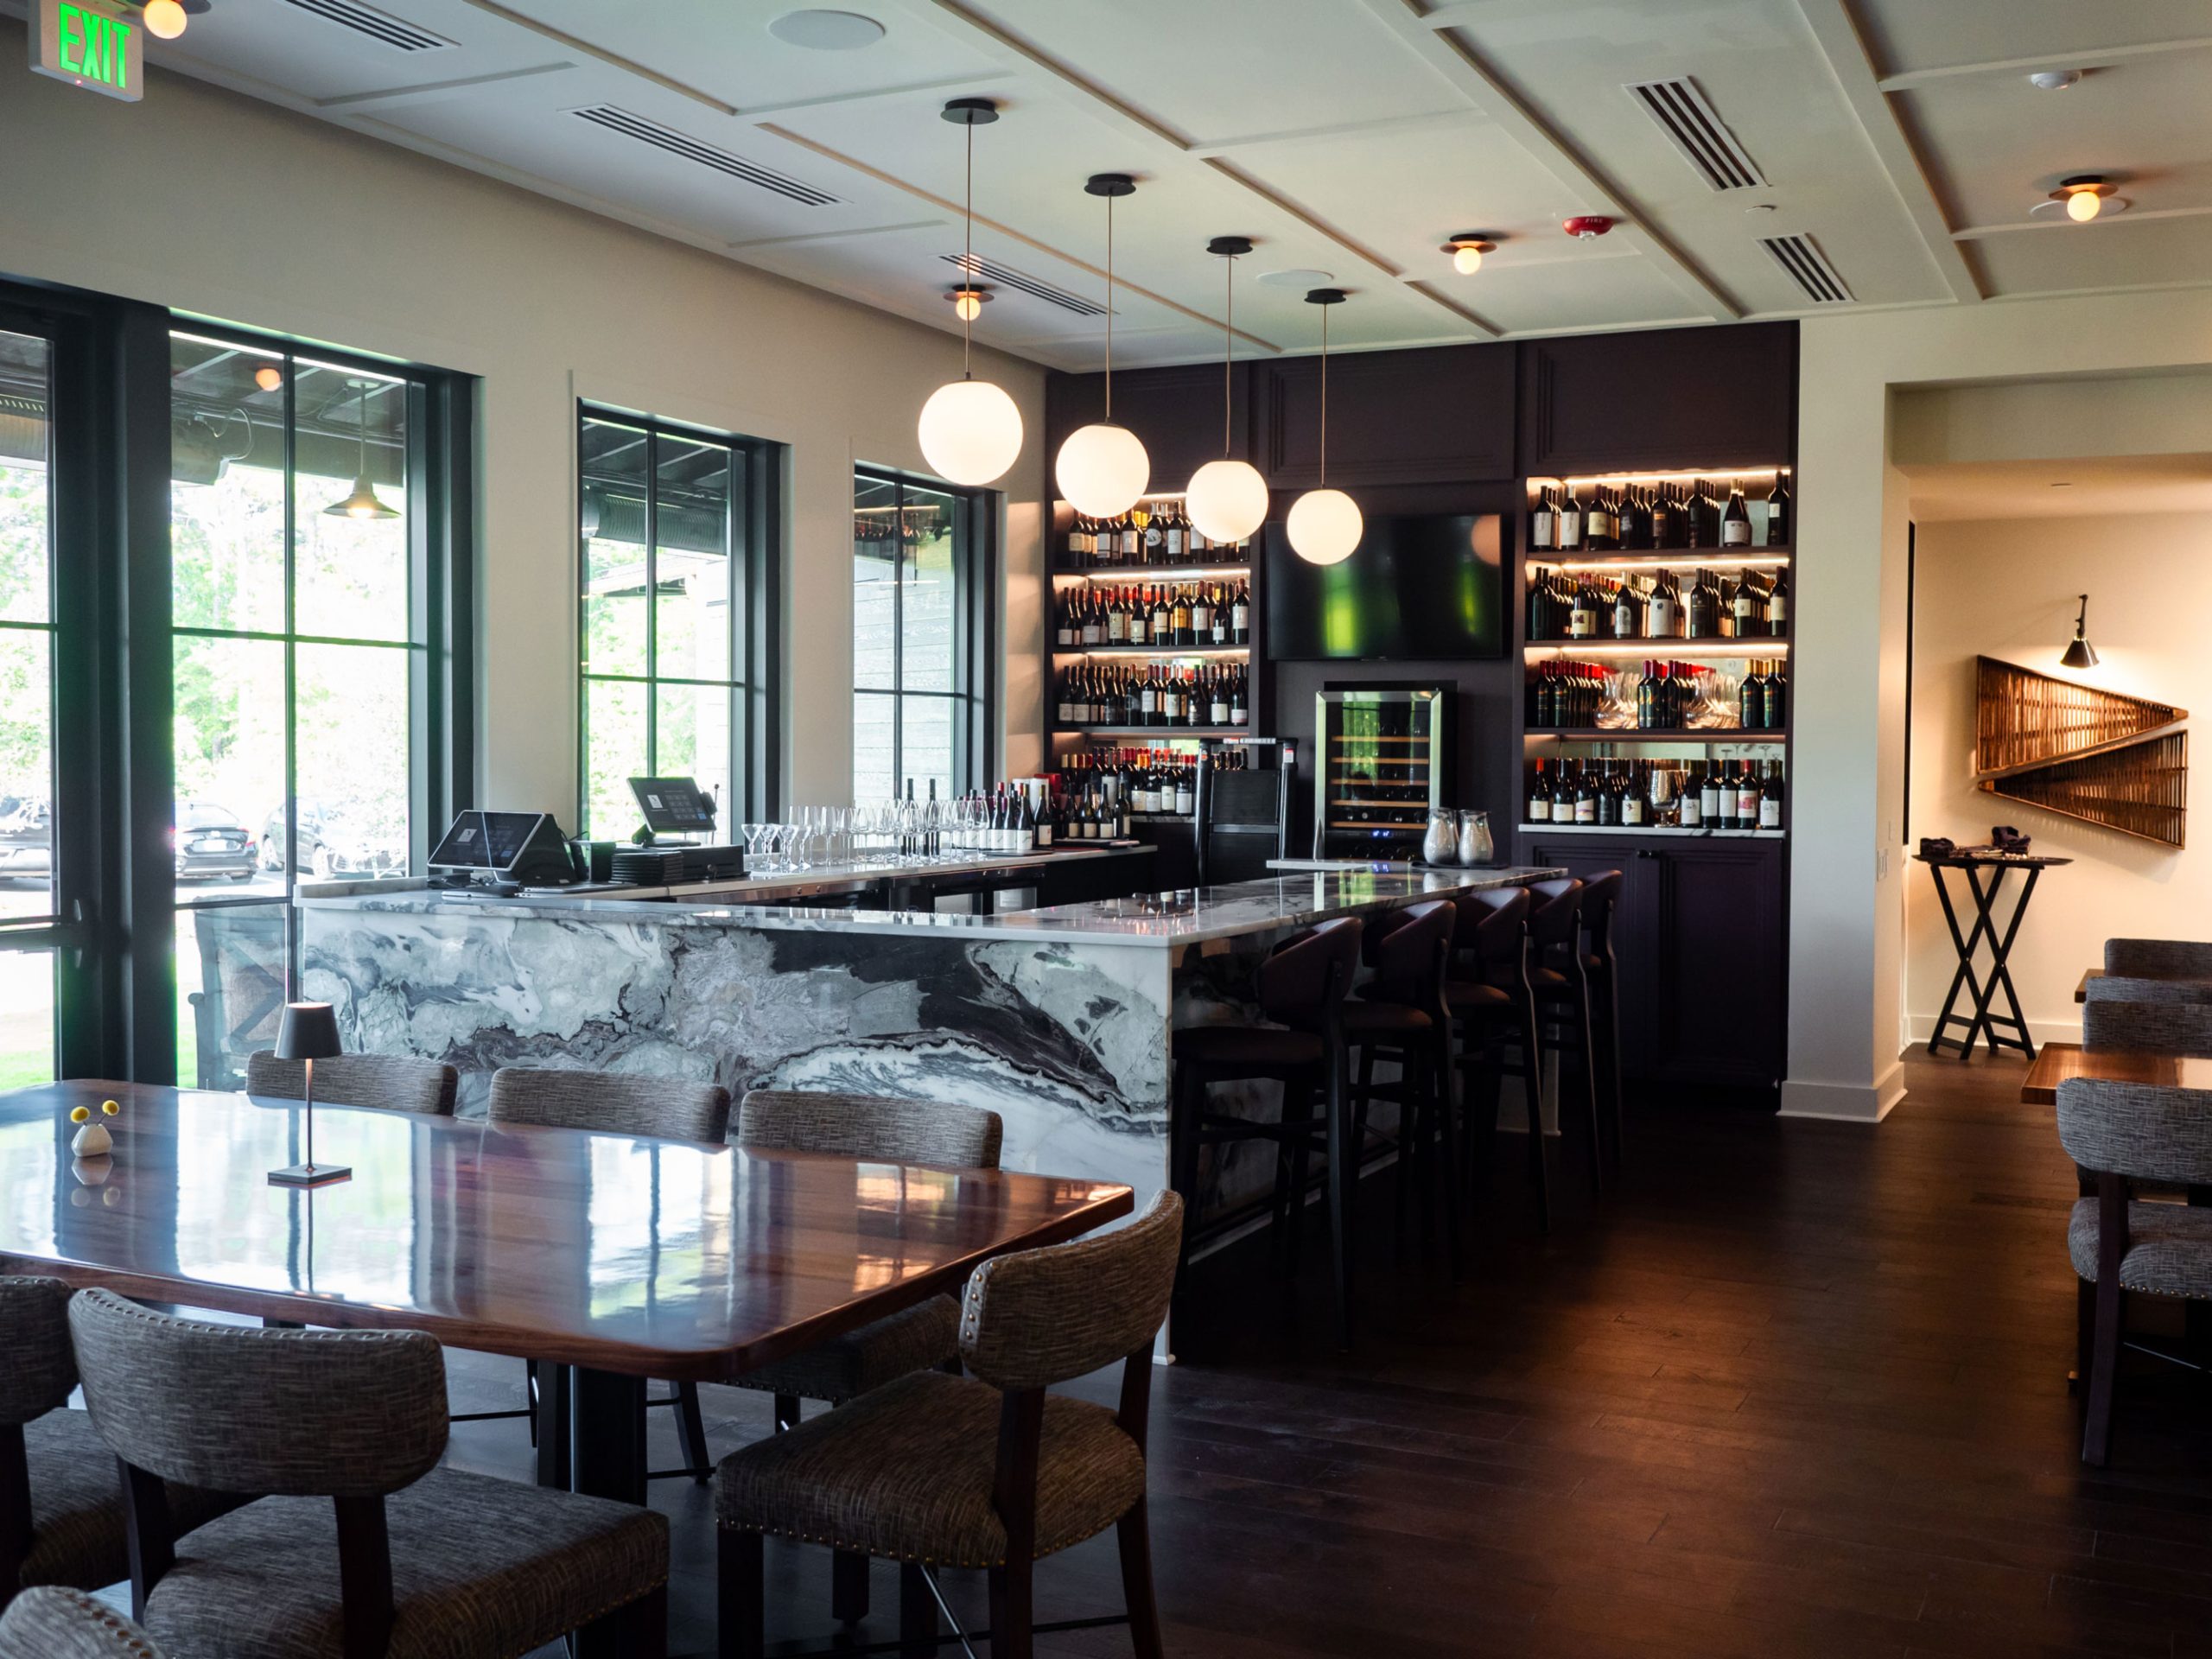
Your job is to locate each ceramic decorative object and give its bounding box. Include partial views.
[1421,808,1458,867]
[69,1098,118,1158]
[1457,810,1494,867]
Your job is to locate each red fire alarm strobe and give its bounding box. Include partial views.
[1562,215,1615,239]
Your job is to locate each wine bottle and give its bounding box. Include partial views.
[1559,484,1583,551]
[1532,487,1556,551]
[1758,760,1784,830]
[1734,763,1760,832]
[1768,568,1789,638]
[1722,480,1752,547]
[1163,499,1186,563]
[1613,577,1645,641]
[1190,584,1213,645]
[1765,472,1790,547]
[1739,660,1766,731]
[1127,585,1149,647]
[1230,582,1251,646]
[1568,577,1600,640]
[1106,587,1129,645]
[1763,658,1787,729]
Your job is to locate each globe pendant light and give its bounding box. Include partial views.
[1183,235,1269,548]
[1286,289,1361,565]
[916,98,1024,487]
[1054,174,1150,519]
[323,379,398,521]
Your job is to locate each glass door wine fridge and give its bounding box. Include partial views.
[1313,685,1450,860]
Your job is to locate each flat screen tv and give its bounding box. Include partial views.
[1264,512,1504,661]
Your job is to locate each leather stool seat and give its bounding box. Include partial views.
[1176,1026,1325,1069]
[1341,1001,1433,1037]
[1445,980,1510,1014]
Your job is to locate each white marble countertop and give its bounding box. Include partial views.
[298,865,1563,948]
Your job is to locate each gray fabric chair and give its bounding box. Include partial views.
[0,1278,239,1614]
[486,1065,734,1484]
[245,1052,458,1117]
[2084,974,2212,1007]
[2104,938,2212,981]
[487,1065,731,1142]
[716,1189,1183,1659]
[2080,998,2212,1056]
[0,1586,167,1657]
[728,1089,1006,1624]
[67,1289,668,1659]
[2056,1078,2212,1466]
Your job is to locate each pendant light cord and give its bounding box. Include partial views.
[1103,191,1115,421]
[356,382,368,478]
[1222,254,1233,457]
[1319,304,1329,488]
[961,118,974,380]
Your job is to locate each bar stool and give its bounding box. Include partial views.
[1343,900,1464,1276]
[1171,916,1362,1347]
[1527,877,1606,1202]
[1444,887,1549,1230]
[1578,869,1627,1173]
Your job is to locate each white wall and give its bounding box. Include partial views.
[0,27,1049,811]
[1792,289,2212,1122]
[1904,513,2209,1045]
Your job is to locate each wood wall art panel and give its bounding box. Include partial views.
[1974,658,2189,848]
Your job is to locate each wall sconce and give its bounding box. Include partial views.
[2061,594,2099,671]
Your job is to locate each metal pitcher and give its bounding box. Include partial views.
[1457,809,1493,867]
[1421,808,1458,867]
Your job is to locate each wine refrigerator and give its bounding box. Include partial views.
[1313,685,1451,860]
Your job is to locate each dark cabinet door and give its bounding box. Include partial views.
[1045,364,1254,500]
[1643,840,1785,1089]
[1254,342,1516,488]
[1518,321,1797,477]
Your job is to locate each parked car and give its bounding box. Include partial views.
[257,798,405,878]
[174,801,257,881]
[0,798,50,880]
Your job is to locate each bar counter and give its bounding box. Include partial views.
[284,857,1562,1230]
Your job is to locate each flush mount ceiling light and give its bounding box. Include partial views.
[1183,235,1269,548]
[323,379,398,521]
[1563,215,1615,240]
[1441,232,1499,275]
[2062,593,2100,671]
[253,365,283,392]
[1054,173,1150,518]
[2029,69,2082,90]
[141,0,189,38]
[2047,175,2120,222]
[915,98,1023,487]
[1286,288,1362,566]
[767,9,885,49]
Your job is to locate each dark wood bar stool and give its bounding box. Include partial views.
[1344,900,1464,1276]
[1171,917,1362,1346]
[1527,877,1607,1203]
[1445,887,1550,1230]
[1577,869,1628,1174]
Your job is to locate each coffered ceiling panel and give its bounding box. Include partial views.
[1970,213,2212,300]
[1460,251,1712,335]
[1848,0,2212,77]
[147,0,546,103]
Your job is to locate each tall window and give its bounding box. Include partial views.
[0,326,58,1088]
[169,328,468,1088]
[579,409,774,838]
[851,467,993,804]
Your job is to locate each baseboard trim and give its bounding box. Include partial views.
[1905,1013,2080,1048]
[1777,1071,1902,1123]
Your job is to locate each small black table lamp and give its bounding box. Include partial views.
[267,1001,350,1187]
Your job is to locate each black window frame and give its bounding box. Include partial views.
[576,404,781,836]
[850,465,996,798]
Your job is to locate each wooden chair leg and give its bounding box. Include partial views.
[988,1555,1035,1659]
[2082,1277,2124,1466]
[832,1547,870,1624]
[1117,1500,1166,1659]
[1517,996,1550,1235]
[1577,992,1605,1202]
[1325,1046,1355,1351]
[2074,1276,2094,1397]
[674,1382,711,1483]
[588,1582,666,1659]
[772,1394,803,1433]
[899,1562,937,1656]
[1285,1078,1317,1273]
[1431,1034,1465,1277]
[716,1528,763,1659]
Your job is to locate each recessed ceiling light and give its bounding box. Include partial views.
[1257,267,1334,290]
[2029,70,2082,91]
[768,10,886,50]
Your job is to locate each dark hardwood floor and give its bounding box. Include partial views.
[457,1047,2212,1657]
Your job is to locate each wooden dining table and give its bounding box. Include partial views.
[2018,1043,2212,1104]
[0,1079,1131,1650]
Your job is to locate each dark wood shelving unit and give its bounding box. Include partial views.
[1525,544,1792,568]
[1523,634,1790,653]
[1524,728,1789,743]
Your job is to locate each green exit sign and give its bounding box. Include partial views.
[29,0,144,103]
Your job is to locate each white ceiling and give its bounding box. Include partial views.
[1900,454,2212,522]
[110,0,2212,369]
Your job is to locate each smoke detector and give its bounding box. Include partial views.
[2029,70,2082,91]
[1563,215,1615,240]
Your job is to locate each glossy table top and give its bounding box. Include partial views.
[2019,1044,2212,1105]
[0,1082,1131,1380]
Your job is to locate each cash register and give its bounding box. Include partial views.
[610,778,747,885]
[429,810,581,894]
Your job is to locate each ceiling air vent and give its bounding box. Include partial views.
[940,253,1105,318]
[277,0,454,52]
[569,107,839,207]
[1761,234,1853,304]
[1625,77,1764,192]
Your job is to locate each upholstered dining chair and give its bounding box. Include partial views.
[67,1288,670,1659]
[2084,975,2212,1007]
[715,1189,1183,1659]
[486,1064,734,1482]
[2105,938,2212,981]
[727,1088,1006,1624]
[2055,1078,2212,1465]
[0,1586,168,1658]
[2081,997,2212,1055]
[0,1278,240,1616]
[244,1051,458,1116]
